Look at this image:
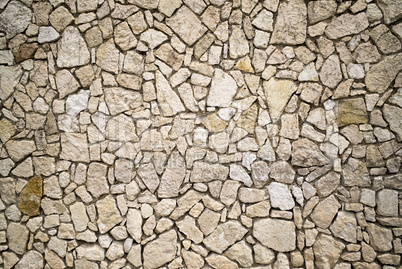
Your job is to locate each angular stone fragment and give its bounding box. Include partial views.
[365,53,402,94]
[229,25,249,58]
[307,0,337,24]
[70,202,88,232]
[5,140,35,162]
[105,114,138,142]
[18,176,42,216]
[87,162,108,198]
[271,0,307,45]
[104,87,143,116]
[367,223,392,251]
[57,26,90,68]
[225,241,253,268]
[377,0,402,24]
[129,0,159,9]
[15,250,44,269]
[319,54,342,88]
[143,230,177,268]
[342,158,370,187]
[268,182,295,210]
[60,133,89,163]
[383,104,402,141]
[55,69,80,99]
[140,29,168,49]
[7,222,29,255]
[330,211,357,243]
[176,215,204,244]
[138,163,160,193]
[114,21,137,51]
[337,98,368,127]
[370,24,401,54]
[325,12,369,39]
[313,234,345,269]
[229,164,253,187]
[291,138,329,167]
[158,0,182,17]
[38,26,60,43]
[315,172,340,197]
[49,6,74,32]
[311,195,341,229]
[76,244,105,261]
[0,1,32,38]
[96,195,123,234]
[156,71,185,116]
[263,78,297,122]
[207,69,237,108]
[158,151,186,198]
[205,254,238,269]
[253,218,296,252]
[166,6,207,46]
[251,161,270,188]
[96,39,120,74]
[203,221,248,253]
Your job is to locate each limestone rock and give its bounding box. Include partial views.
[383,104,402,141]
[127,209,142,243]
[329,211,357,243]
[138,163,160,193]
[7,222,29,255]
[311,195,341,229]
[342,158,370,187]
[38,26,60,43]
[308,0,337,24]
[57,26,90,68]
[225,241,253,268]
[0,66,22,101]
[253,218,296,252]
[229,164,253,187]
[377,0,402,24]
[143,230,177,268]
[268,182,295,211]
[190,161,229,183]
[176,215,204,244]
[207,69,237,107]
[205,254,238,269]
[5,140,36,162]
[325,12,369,39]
[271,0,307,45]
[370,24,401,54]
[55,69,80,99]
[291,138,330,167]
[367,223,393,251]
[366,53,402,94]
[129,0,159,9]
[313,234,345,269]
[203,221,248,253]
[263,78,297,122]
[15,250,44,269]
[156,71,185,116]
[96,195,123,234]
[166,6,207,46]
[96,39,120,74]
[76,244,105,261]
[229,25,250,58]
[158,151,186,198]
[319,54,342,89]
[0,1,32,38]
[18,176,42,216]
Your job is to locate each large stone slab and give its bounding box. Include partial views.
[96,195,123,234]
[313,234,345,269]
[190,161,229,182]
[166,6,207,46]
[0,1,32,38]
[325,12,369,39]
[203,221,248,253]
[337,97,368,127]
[366,53,402,94]
[271,0,307,45]
[207,69,238,107]
[156,71,185,116]
[263,78,297,122]
[291,138,330,167]
[0,66,23,101]
[60,133,90,163]
[57,26,90,67]
[311,195,341,229]
[158,151,186,198]
[253,218,296,252]
[104,87,143,116]
[143,230,177,268]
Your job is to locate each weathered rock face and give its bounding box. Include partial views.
[0,0,400,267]
[143,230,177,269]
[271,0,307,45]
[18,176,42,216]
[253,218,296,252]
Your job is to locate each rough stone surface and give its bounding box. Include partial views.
[253,218,296,252]
[143,230,177,268]
[18,176,42,216]
[203,221,248,254]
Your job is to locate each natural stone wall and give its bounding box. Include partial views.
[0,0,401,268]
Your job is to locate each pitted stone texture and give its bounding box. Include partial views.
[57,26,90,68]
[0,1,32,38]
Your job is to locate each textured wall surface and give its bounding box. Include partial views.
[0,0,401,268]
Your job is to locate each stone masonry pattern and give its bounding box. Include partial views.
[0,0,401,268]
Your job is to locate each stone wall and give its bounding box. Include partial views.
[0,0,401,268]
